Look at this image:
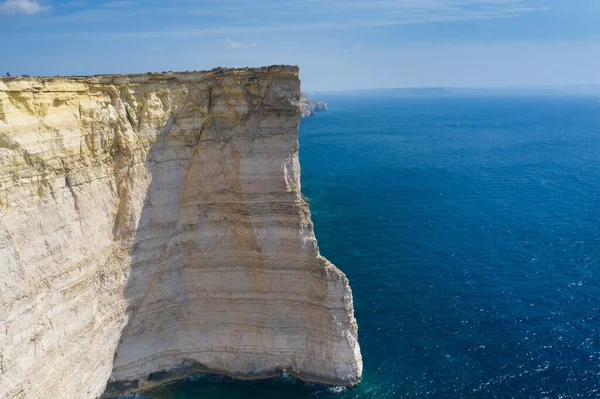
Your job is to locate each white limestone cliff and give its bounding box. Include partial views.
[0,66,361,399]
[300,93,327,118]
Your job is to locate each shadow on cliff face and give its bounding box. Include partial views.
[100,84,210,397]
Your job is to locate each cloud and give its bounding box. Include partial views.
[112,0,547,39]
[0,0,49,15]
[228,40,256,49]
[218,38,257,49]
[101,1,136,8]
[5,0,549,35]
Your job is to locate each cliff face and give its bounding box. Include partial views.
[0,66,362,399]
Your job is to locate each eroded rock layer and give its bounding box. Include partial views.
[0,66,362,399]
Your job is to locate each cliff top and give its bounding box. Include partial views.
[0,65,299,88]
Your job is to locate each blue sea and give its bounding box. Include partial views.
[140,92,600,398]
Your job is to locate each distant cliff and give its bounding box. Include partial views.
[0,66,361,399]
[300,92,328,118]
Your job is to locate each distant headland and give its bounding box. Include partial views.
[300,92,328,118]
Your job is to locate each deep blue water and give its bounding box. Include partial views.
[141,93,600,398]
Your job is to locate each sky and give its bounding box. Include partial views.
[1,0,599,91]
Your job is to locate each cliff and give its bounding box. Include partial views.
[300,93,327,118]
[0,66,362,399]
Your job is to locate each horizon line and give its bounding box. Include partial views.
[307,84,600,93]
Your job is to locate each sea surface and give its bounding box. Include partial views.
[138,92,600,398]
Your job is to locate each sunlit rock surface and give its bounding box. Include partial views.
[0,66,361,399]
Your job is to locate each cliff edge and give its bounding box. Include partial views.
[0,65,362,399]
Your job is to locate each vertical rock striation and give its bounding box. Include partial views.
[0,66,362,399]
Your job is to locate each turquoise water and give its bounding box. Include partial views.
[140,93,600,398]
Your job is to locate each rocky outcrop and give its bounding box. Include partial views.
[300,93,327,118]
[0,66,361,399]
[313,101,328,112]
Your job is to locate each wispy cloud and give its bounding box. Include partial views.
[218,38,257,49]
[4,0,549,35]
[101,1,136,8]
[0,0,49,15]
